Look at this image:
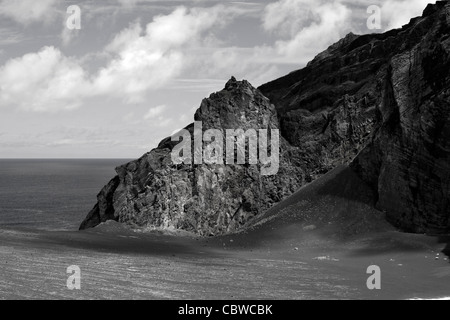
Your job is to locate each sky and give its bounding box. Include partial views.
[0,0,437,158]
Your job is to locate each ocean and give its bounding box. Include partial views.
[0,159,130,231]
[0,160,448,300]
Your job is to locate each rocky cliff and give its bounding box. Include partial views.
[81,2,450,235]
[259,1,450,234]
[80,78,305,236]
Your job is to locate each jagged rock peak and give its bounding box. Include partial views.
[225,76,237,88]
[224,76,252,91]
[80,76,303,235]
[194,77,276,130]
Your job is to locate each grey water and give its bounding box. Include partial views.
[0,159,130,231]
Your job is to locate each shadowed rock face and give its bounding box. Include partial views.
[350,4,450,234]
[81,2,450,235]
[260,1,450,234]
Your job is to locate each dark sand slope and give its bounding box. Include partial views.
[0,166,449,300]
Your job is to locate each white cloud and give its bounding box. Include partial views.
[381,0,437,30]
[0,46,89,112]
[185,0,353,85]
[0,0,440,158]
[191,0,433,85]
[258,0,436,67]
[264,0,317,37]
[0,0,436,115]
[0,5,238,111]
[94,5,234,103]
[0,1,350,113]
[262,0,352,64]
[144,105,166,120]
[0,0,59,25]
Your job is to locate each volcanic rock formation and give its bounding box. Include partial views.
[81,2,450,235]
[260,1,450,233]
[80,78,305,236]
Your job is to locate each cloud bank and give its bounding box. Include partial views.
[0,0,437,114]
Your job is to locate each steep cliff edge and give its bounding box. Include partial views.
[81,2,450,235]
[350,3,450,233]
[259,1,450,234]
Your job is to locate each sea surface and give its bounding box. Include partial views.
[0,159,130,231]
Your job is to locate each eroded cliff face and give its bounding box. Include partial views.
[81,2,450,235]
[260,1,450,234]
[80,78,305,235]
[350,3,450,233]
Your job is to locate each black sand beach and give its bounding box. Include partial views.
[0,224,448,300]
[1,167,448,300]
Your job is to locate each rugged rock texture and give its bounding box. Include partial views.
[81,2,450,235]
[350,3,450,233]
[260,1,450,234]
[80,78,305,236]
